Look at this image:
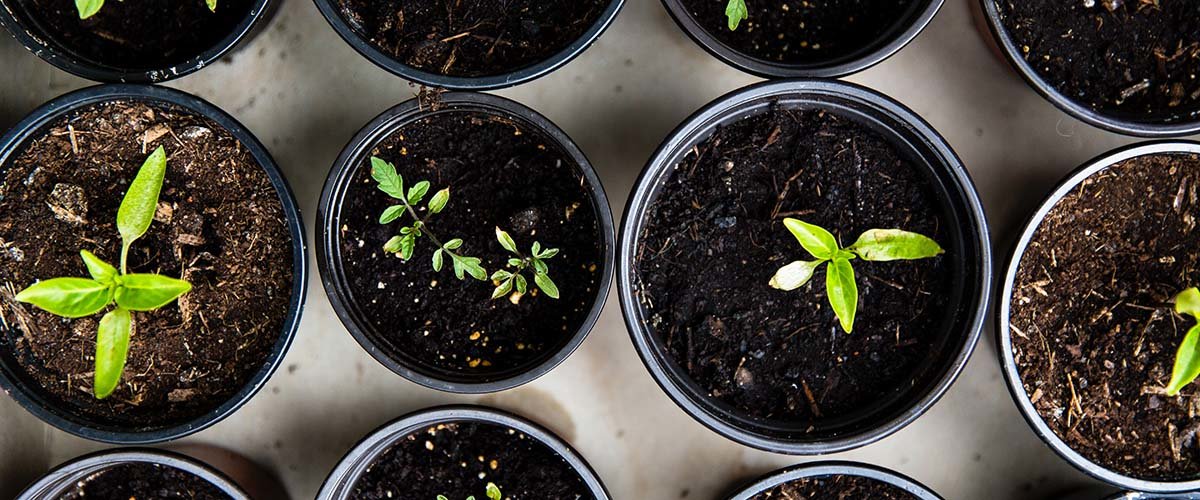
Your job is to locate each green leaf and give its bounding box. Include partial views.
[399,235,416,260]
[94,307,131,399]
[537,247,559,259]
[1168,324,1200,396]
[407,181,431,205]
[432,249,444,272]
[15,277,111,318]
[76,0,103,18]
[826,258,858,333]
[206,0,216,11]
[534,273,560,299]
[384,235,404,254]
[486,483,501,500]
[769,260,823,291]
[725,0,748,30]
[380,205,406,224]
[496,227,518,254]
[117,146,168,269]
[1177,288,1200,318]
[532,259,548,276]
[370,157,404,199]
[532,241,542,256]
[428,188,450,214]
[114,274,191,311]
[458,256,486,281]
[492,278,513,300]
[783,218,839,260]
[443,238,463,250]
[80,250,117,283]
[514,274,528,294]
[508,258,524,268]
[490,270,512,281]
[438,496,449,500]
[849,229,944,261]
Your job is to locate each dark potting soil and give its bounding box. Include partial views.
[337,110,602,380]
[750,474,917,500]
[351,421,593,500]
[62,462,231,500]
[680,0,919,66]
[996,0,1200,123]
[0,101,294,427]
[15,0,252,70]
[635,105,953,424]
[335,0,609,77]
[1011,153,1200,480]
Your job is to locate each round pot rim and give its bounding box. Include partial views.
[977,0,1200,137]
[0,0,272,83]
[310,0,625,90]
[316,91,615,394]
[17,447,250,499]
[618,78,992,454]
[316,404,612,500]
[725,461,943,500]
[997,139,1200,492]
[658,0,944,79]
[0,83,309,444]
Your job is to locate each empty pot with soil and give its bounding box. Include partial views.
[619,79,991,453]
[0,84,307,443]
[661,0,944,78]
[313,0,625,90]
[317,405,610,499]
[1000,141,1200,492]
[17,448,253,499]
[317,91,613,393]
[0,0,274,82]
[725,461,941,499]
[979,0,1200,136]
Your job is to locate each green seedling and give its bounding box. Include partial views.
[75,0,216,20]
[15,146,192,399]
[725,0,748,30]
[768,218,943,333]
[372,157,486,281]
[1166,287,1200,396]
[437,482,502,500]
[490,227,560,301]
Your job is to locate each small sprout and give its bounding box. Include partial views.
[371,157,485,281]
[75,0,217,19]
[436,484,501,500]
[15,146,192,399]
[1167,288,1200,396]
[490,228,559,301]
[725,0,748,30]
[769,218,943,333]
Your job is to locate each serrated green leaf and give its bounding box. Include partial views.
[206,0,216,11]
[783,218,839,260]
[496,227,518,254]
[370,157,404,199]
[80,250,117,283]
[76,0,103,18]
[769,260,823,291]
[492,278,513,300]
[534,272,560,299]
[538,247,559,259]
[428,188,450,214]
[1168,324,1200,396]
[452,257,466,279]
[432,249,444,272]
[826,259,858,333]
[1177,288,1200,318]
[443,238,463,250]
[94,307,131,399]
[486,483,501,500]
[380,205,406,224]
[117,146,167,270]
[407,181,430,205]
[514,274,527,294]
[459,256,486,281]
[725,0,747,30]
[114,274,191,311]
[849,229,944,261]
[15,277,111,318]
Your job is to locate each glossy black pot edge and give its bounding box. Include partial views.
[17,448,249,499]
[618,78,992,454]
[997,140,1200,492]
[725,461,942,500]
[316,404,611,499]
[316,91,615,393]
[311,0,624,90]
[0,84,308,444]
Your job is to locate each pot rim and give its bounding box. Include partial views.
[16,448,249,499]
[725,461,942,500]
[0,83,308,443]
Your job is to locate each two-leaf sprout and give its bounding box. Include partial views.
[15,146,192,399]
[1166,288,1200,396]
[726,0,748,30]
[769,218,943,333]
[75,0,216,20]
[437,482,502,500]
[491,227,559,301]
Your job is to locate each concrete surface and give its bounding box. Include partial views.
[1,0,1191,498]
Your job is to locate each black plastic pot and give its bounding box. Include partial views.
[16,448,250,499]
[316,405,611,499]
[619,79,991,454]
[317,91,614,393]
[660,0,943,78]
[725,461,942,499]
[312,0,624,90]
[998,141,1200,493]
[0,84,308,444]
[977,0,1200,137]
[0,0,275,83]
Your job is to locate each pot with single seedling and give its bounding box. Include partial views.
[317,91,613,393]
[17,448,251,500]
[0,84,306,443]
[978,0,1200,136]
[0,0,274,82]
[619,79,990,454]
[312,0,624,90]
[317,405,611,500]
[660,0,943,78]
[725,461,941,499]
[1000,141,1200,492]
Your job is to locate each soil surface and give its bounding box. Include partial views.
[0,100,294,428]
[62,462,231,500]
[1011,153,1200,480]
[635,104,953,425]
[351,421,593,500]
[15,0,252,70]
[996,0,1200,123]
[337,110,602,381]
[335,0,609,77]
[750,474,917,499]
[680,0,919,66]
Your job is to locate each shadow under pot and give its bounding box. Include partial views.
[978,0,1200,137]
[0,0,273,82]
[312,0,624,90]
[0,84,307,443]
[18,448,252,500]
[660,0,943,78]
[620,79,991,454]
[317,92,614,393]
[999,141,1200,492]
[317,405,610,499]
[726,461,941,499]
